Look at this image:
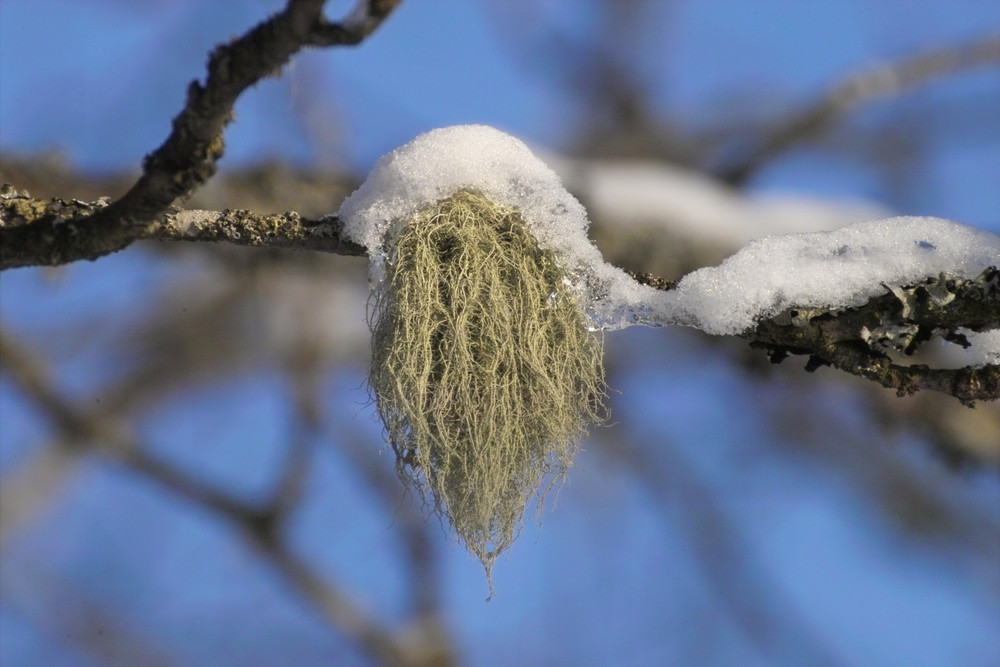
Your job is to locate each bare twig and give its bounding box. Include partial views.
[323,402,445,618]
[2,562,175,667]
[1,190,364,268]
[0,444,80,552]
[715,35,1000,185]
[0,0,398,270]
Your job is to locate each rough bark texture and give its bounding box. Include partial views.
[637,269,1000,404]
[743,270,999,404]
[0,0,397,270]
[0,188,364,261]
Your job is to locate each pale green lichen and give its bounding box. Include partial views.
[369,190,605,593]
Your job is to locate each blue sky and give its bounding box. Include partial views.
[3,0,999,219]
[2,1,999,666]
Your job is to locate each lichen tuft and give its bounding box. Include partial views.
[369,190,605,593]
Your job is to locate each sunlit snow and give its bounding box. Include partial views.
[337,124,653,327]
[664,216,1000,334]
[338,125,999,356]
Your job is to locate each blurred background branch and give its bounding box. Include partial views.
[0,327,453,666]
[713,35,1000,185]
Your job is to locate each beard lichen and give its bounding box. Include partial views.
[369,189,605,592]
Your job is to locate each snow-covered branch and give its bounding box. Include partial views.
[636,270,1000,404]
[7,122,997,407]
[0,0,398,270]
[337,126,999,406]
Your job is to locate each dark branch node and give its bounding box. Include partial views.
[243,509,283,547]
[713,36,1000,186]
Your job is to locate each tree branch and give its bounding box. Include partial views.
[1,189,364,266]
[0,0,398,270]
[7,187,996,404]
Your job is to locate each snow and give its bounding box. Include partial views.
[337,124,654,327]
[662,216,1000,335]
[338,126,1000,349]
[339,125,580,254]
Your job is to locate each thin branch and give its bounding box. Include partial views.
[0,0,398,270]
[2,562,176,667]
[745,270,1000,404]
[309,0,404,45]
[323,402,445,619]
[715,35,1000,185]
[0,444,80,552]
[1,190,364,268]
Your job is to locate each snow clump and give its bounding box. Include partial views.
[337,124,658,329]
[338,125,1000,337]
[668,216,1000,335]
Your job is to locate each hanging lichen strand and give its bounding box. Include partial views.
[369,190,606,589]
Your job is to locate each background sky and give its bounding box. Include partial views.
[2,1,999,666]
[3,0,999,227]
